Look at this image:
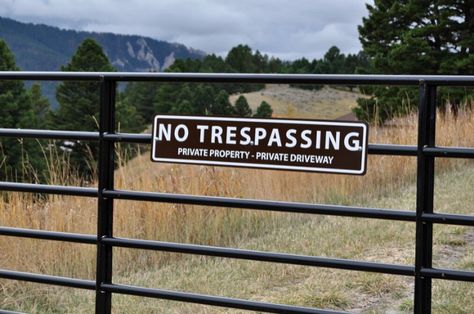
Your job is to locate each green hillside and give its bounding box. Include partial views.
[0,16,205,108]
[0,16,205,72]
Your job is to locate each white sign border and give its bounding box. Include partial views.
[151,115,368,175]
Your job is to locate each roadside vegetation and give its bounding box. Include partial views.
[1,107,473,313]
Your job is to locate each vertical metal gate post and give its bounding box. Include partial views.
[414,82,436,313]
[96,78,116,314]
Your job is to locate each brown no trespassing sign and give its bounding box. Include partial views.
[151,115,368,175]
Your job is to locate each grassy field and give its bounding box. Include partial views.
[229,85,361,119]
[95,165,474,313]
[1,104,473,312]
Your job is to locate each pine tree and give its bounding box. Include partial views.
[254,101,273,118]
[193,85,217,115]
[29,83,51,127]
[53,39,115,177]
[121,81,159,123]
[0,39,31,129]
[0,40,45,181]
[355,0,474,122]
[172,100,195,114]
[54,39,115,129]
[116,96,144,133]
[154,83,180,114]
[209,90,233,116]
[225,45,264,92]
[318,46,345,74]
[234,95,252,117]
[225,44,257,73]
[167,84,198,115]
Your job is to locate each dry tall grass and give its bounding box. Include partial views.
[0,108,473,312]
[229,85,360,119]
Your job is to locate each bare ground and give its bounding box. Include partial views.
[229,85,362,120]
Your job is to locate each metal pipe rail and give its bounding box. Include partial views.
[0,226,96,244]
[0,269,95,290]
[4,128,474,159]
[1,72,474,313]
[100,283,345,314]
[102,237,415,276]
[1,71,474,85]
[105,189,417,221]
[0,181,97,196]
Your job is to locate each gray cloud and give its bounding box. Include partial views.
[0,0,370,60]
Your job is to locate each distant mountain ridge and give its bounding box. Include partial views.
[0,16,206,72]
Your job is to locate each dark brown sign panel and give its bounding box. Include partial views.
[151,115,368,175]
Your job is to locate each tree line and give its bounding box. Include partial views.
[356,0,474,123]
[121,43,367,122]
[2,0,473,180]
[2,39,364,181]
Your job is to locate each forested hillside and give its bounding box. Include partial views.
[0,16,206,107]
[0,16,205,72]
[0,34,370,181]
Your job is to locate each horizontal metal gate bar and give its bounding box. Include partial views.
[100,283,345,314]
[0,128,99,140]
[422,213,474,226]
[1,71,474,85]
[423,147,474,158]
[0,181,97,197]
[421,268,474,282]
[4,128,474,159]
[0,226,96,244]
[0,269,95,290]
[105,189,417,221]
[103,237,415,276]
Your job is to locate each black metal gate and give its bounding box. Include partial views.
[1,72,474,313]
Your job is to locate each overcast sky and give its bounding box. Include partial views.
[1,0,371,60]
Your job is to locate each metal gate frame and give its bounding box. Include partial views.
[1,72,474,314]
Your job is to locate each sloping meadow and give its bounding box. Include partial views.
[1,108,473,312]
